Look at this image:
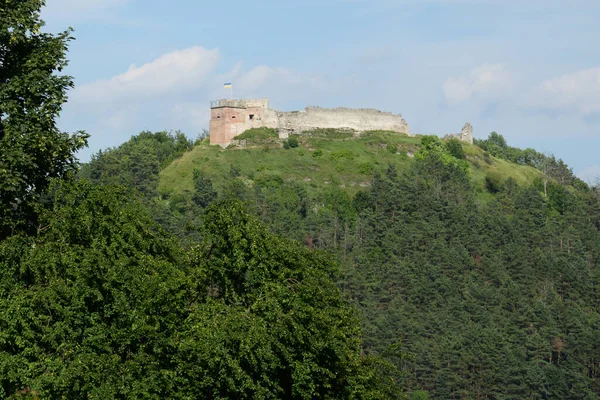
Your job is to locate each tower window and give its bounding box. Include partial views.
[232,116,236,119]
[249,114,255,120]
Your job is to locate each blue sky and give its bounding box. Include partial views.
[41,0,600,181]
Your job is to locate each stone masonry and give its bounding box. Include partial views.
[444,123,474,145]
[460,123,473,144]
[209,98,410,146]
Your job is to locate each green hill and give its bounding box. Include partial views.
[158,129,541,199]
[78,128,600,399]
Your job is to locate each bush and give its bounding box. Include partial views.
[485,172,505,193]
[312,150,323,157]
[358,163,374,175]
[445,138,465,159]
[330,150,355,161]
[287,135,299,148]
[386,143,397,154]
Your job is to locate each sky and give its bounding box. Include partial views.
[41,0,600,181]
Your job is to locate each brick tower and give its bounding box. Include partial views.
[209,99,271,146]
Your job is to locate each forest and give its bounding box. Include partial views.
[2,1,600,399]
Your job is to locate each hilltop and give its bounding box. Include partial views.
[158,128,541,201]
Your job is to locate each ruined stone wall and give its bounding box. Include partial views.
[443,123,474,145]
[209,99,410,146]
[460,123,473,144]
[276,107,409,135]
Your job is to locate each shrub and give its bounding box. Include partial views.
[445,138,466,159]
[386,143,397,154]
[287,135,299,148]
[358,163,374,175]
[485,172,504,193]
[312,150,323,158]
[330,150,354,161]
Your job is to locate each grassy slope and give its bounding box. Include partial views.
[159,130,541,198]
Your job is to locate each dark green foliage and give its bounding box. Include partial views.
[0,181,187,398]
[0,182,389,398]
[313,149,323,157]
[485,171,505,193]
[0,0,89,237]
[150,136,600,399]
[79,130,192,198]
[445,138,465,159]
[177,200,393,398]
[192,168,217,208]
[287,135,299,148]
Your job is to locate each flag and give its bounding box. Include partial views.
[224,82,232,89]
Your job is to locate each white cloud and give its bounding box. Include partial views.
[171,103,211,131]
[72,47,221,103]
[443,65,516,105]
[526,68,600,116]
[61,46,322,158]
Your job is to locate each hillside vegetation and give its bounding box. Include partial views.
[158,130,541,200]
[81,127,599,399]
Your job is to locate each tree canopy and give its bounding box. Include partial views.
[0,0,88,237]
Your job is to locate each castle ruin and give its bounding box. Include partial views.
[444,123,474,145]
[209,98,410,146]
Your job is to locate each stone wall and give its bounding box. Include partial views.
[443,123,474,145]
[460,123,473,144]
[276,107,409,135]
[209,99,410,146]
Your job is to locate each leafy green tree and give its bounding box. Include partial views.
[192,168,217,208]
[0,0,89,237]
[445,138,465,160]
[0,181,187,398]
[79,130,192,198]
[179,199,398,398]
